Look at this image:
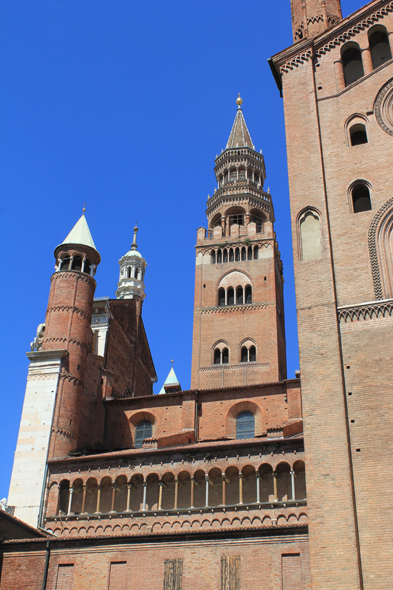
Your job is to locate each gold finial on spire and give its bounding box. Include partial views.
[171,359,174,365]
[236,93,243,108]
[83,202,86,215]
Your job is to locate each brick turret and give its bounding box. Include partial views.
[290,0,342,42]
[44,213,101,458]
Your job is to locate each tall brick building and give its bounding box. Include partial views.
[1,0,392,589]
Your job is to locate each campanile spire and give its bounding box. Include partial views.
[191,97,286,389]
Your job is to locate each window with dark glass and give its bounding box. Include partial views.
[342,44,364,86]
[236,286,243,305]
[235,248,240,262]
[135,420,153,448]
[352,184,372,213]
[214,348,221,364]
[241,247,246,261]
[350,124,367,146]
[72,256,82,271]
[249,346,256,362]
[236,411,255,439]
[229,249,234,262]
[222,348,229,364]
[60,255,70,271]
[223,249,228,263]
[241,346,248,363]
[217,250,222,263]
[227,287,234,306]
[211,251,216,264]
[218,288,225,307]
[245,285,252,303]
[369,27,392,69]
[254,246,259,260]
[248,246,253,260]
[84,259,91,275]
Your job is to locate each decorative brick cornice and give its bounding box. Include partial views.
[194,302,276,315]
[46,305,91,322]
[59,373,84,386]
[280,50,313,74]
[199,362,269,373]
[315,1,393,57]
[338,298,393,322]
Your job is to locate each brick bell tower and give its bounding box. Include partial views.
[45,211,100,459]
[290,0,342,42]
[191,96,286,390]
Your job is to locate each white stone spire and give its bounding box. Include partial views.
[115,224,147,300]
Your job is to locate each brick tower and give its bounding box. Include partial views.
[290,0,342,42]
[191,96,286,389]
[270,0,393,588]
[44,212,101,459]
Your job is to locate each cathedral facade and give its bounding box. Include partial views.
[1,0,393,589]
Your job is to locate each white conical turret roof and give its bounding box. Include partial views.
[61,214,97,251]
[159,366,181,394]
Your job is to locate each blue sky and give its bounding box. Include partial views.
[0,0,363,499]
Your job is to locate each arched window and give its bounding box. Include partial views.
[229,248,234,262]
[71,256,82,271]
[254,173,259,184]
[249,345,256,362]
[350,124,368,145]
[222,348,229,364]
[235,248,240,262]
[84,259,91,275]
[223,249,228,263]
[352,183,372,213]
[342,43,364,86]
[135,268,139,280]
[241,346,248,363]
[369,26,392,70]
[236,286,243,305]
[245,285,252,303]
[236,411,255,439]
[230,169,237,182]
[241,247,247,261]
[211,250,216,264]
[254,246,259,260]
[227,287,234,306]
[214,348,221,364]
[217,250,222,263]
[218,288,225,307]
[248,246,253,260]
[238,168,245,180]
[135,420,152,449]
[60,255,70,271]
[299,210,323,261]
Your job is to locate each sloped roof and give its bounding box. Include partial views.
[61,214,97,250]
[226,106,255,150]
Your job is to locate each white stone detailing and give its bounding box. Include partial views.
[8,350,67,527]
[91,298,109,357]
[115,225,147,300]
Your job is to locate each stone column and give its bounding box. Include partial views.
[110,483,116,512]
[67,485,73,516]
[190,477,195,509]
[81,257,86,273]
[95,484,101,513]
[238,473,243,505]
[205,474,209,507]
[81,483,87,514]
[290,470,296,501]
[273,472,278,502]
[142,481,147,511]
[158,482,163,510]
[256,472,260,503]
[334,60,345,92]
[174,477,179,510]
[126,483,132,512]
[361,47,373,76]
